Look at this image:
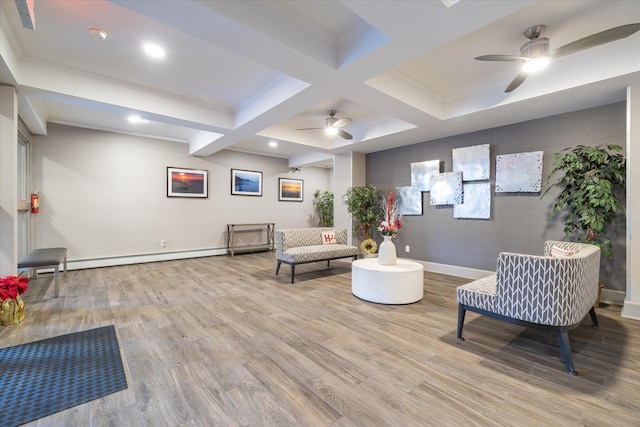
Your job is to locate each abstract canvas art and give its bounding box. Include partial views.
[410,160,441,191]
[454,182,491,219]
[452,144,490,181]
[396,186,423,215]
[495,151,544,193]
[430,172,463,205]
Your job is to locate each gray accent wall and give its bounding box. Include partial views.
[367,103,627,290]
[32,123,331,262]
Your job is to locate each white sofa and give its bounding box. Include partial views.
[275,227,359,283]
[456,240,601,375]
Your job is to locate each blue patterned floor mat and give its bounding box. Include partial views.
[0,325,128,426]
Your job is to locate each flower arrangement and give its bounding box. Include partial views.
[377,190,402,237]
[360,238,378,254]
[0,276,28,325]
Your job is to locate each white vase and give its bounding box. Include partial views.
[378,235,397,266]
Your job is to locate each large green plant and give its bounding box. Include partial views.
[542,144,625,257]
[312,190,334,227]
[345,184,380,240]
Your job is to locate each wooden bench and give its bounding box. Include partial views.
[18,247,68,298]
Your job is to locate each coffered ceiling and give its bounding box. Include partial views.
[1,1,638,167]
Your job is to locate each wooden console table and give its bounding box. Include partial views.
[227,223,275,256]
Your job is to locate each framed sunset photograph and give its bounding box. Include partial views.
[279,178,303,202]
[167,167,208,198]
[231,169,263,196]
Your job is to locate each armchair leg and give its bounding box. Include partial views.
[457,304,466,341]
[276,261,281,275]
[290,264,295,283]
[589,307,599,328]
[556,329,577,375]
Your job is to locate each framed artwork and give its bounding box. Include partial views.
[430,172,463,205]
[396,186,422,215]
[452,144,490,181]
[454,182,491,219]
[231,169,263,196]
[167,167,208,198]
[279,178,303,202]
[411,160,441,191]
[495,151,544,193]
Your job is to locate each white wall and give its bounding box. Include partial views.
[31,123,331,265]
[0,86,18,276]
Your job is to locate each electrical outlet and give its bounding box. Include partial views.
[405,245,410,252]
[160,239,166,248]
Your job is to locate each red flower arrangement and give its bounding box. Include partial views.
[1,276,28,325]
[0,276,28,301]
[378,191,402,237]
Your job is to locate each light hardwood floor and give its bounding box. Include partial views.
[3,252,640,426]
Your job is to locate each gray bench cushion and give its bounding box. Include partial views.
[18,247,68,298]
[18,248,67,268]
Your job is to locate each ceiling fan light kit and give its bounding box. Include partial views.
[296,109,353,140]
[476,22,640,93]
[522,56,550,73]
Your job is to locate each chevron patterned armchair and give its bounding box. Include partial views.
[456,240,601,375]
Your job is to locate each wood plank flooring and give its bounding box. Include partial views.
[2,252,639,426]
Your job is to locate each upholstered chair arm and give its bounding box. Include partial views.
[275,230,285,259]
[495,250,599,326]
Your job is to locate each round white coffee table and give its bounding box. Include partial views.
[352,258,424,304]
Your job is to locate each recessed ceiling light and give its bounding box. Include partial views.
[269,141,278,147]
[143,43,165,59]
[88,27,108,40]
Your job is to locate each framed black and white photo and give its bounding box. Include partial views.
[167,167,208,198]
[231,169,263,196]
[279,178,303,202]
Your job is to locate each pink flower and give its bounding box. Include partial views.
[378,191,402,237]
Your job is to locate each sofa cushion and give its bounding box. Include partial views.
[279,244,359,264]
[456,274,497,313]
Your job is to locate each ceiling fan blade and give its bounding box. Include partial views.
[475,54,526,62]
[338,129,353,140]
[294,127,323,131]
[505,71,529,93]
[333,117,352,128]
[550,23,640,58]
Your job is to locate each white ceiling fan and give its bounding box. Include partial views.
[476,23,640,93]
[296,110,353,140]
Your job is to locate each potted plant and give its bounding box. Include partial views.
[0,276,28,325]
[312,190,334,227]
[542,144,626,305]
[345,184,380,250]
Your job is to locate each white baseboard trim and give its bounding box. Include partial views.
[409,259,493,280]
[600,289,625,307]
[622,300,640,320]
[62,248,227,271]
